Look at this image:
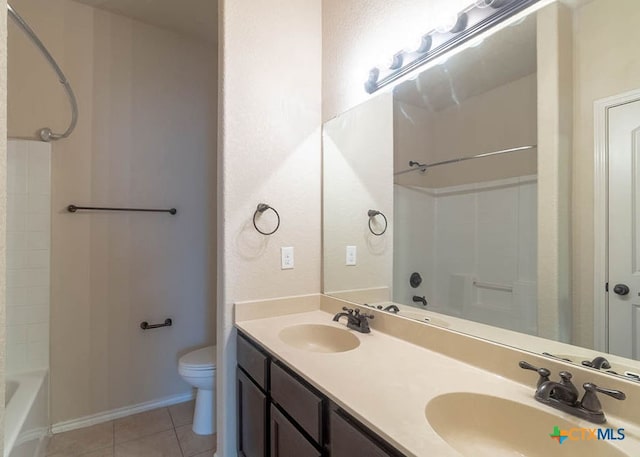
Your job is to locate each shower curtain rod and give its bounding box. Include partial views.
[7,3,78,142]
[394,145,537,176]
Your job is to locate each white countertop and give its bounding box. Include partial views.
[235,303,640,457]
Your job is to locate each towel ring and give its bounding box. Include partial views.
[368,209,387,236]
[253,203,280,235]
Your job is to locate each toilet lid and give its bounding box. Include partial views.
[179,345,216,370]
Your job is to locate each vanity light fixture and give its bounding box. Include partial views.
[364,0,540,94]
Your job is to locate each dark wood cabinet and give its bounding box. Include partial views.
[237,368,267,457]
[237,333,269,389]
[270,405,322,457]
[329,409,400,457]
[271,361,324,444]
[237,332,402,457]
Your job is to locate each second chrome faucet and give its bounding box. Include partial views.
[520,361,626,424]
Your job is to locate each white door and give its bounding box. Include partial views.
[608,99,640,360]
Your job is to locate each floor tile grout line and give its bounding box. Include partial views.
[173,424,186,457]
[168,405,177,429]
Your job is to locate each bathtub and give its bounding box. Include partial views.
[5,371,48,457]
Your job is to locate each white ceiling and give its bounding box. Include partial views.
[72,0,217,45]
[394,15,537,112]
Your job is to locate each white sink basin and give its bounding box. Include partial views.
[278,324,360,353]
[426,393,627,457]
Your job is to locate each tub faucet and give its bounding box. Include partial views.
[582,356,611,370]
[520,360,626,424]
[412,295,427,306]
[333,307,374,333]
[383,304,400,313]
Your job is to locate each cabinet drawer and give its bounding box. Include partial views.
[270,405,321,457]
[330,409,399,457]
[237,334,269,390]
[270,362,324,443]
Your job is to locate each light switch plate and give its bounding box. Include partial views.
[281,247,294,270]
[346,245,357,266]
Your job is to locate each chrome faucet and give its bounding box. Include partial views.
[520,361,626,424]
[333,307,374,333]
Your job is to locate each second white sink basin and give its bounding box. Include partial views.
[426,393,627,457]
[278,324,360,353]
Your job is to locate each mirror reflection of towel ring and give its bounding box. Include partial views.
[368,209,387,236]
[253,203,280,235]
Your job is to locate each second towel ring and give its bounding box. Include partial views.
[368,209,388,236]
[253,203,280,235]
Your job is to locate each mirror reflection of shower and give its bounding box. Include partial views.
[392,15,538,336]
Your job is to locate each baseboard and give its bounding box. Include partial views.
[51,391,195,434]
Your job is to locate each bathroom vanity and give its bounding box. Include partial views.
[235,295,640,457]
[236,331,402,457]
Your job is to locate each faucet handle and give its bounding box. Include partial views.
[556,371,579,403]
[581,382,626,412]
[342,306,354,314]
[355,309,374,319]
[519,361,551,387]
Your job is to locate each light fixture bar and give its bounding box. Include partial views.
[365,0,540,94]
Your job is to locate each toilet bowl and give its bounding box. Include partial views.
[178,345,216,435]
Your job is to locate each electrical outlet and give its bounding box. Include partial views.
[346,245,357,266]
[281,247,294,270]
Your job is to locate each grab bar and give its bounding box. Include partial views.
[140,319,172,330]
[473,280,513,292]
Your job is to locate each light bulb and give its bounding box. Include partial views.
[474,0,494,8]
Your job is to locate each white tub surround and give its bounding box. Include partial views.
[6,140,51,375]
[235,295,640,457]
[5,371,48,457]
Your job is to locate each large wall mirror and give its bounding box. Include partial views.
[323,0,640,382]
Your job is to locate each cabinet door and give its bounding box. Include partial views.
[270,405,321,457]
[330,410,397,457]
[271,362,323,444]
[237,368,267,457]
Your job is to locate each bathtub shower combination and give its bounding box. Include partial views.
[5,1,77,454]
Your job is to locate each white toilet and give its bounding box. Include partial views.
[178,345,217,435]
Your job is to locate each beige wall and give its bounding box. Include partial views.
[217,0,321,455]
[323,92,393,296]
[0,0,7,452]
[395,74,538,189]
[8,0,217,423]
[571,0,640,348]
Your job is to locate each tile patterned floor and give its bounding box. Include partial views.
[46,401,216,457]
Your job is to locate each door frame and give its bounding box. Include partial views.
[593,88,640,352]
